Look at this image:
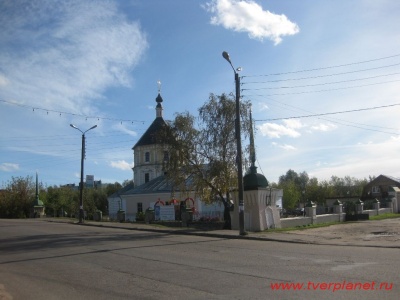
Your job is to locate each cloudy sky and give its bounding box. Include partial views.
[1,0,400,187]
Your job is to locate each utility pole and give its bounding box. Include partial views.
[70,124,97,223]
[222,51,246,235]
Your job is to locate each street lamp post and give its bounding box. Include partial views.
[70,124,97,223]
[222,51,246,235]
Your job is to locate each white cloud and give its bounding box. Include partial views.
[112,123,137,137]
[257,120,302,138]
[110,160,133,171]
[0,163,19,172]
[391,136,400,141]
[272,142,296,151]
[204,0,299,44]
[0,74,9,86]
[257,102,269,111]
[0,0,148,115]
[310,123,337,132]
[283,119,303,129]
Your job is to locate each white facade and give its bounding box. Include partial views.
[133,144,168,187]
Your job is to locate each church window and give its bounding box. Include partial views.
[163,151,169,162]
[145,152,150,162]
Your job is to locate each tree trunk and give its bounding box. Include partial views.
[223,192,232,229]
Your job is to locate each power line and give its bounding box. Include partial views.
[242,72,400,91]
[0,99,146,124]
[242,79,400,96]
[244,53,400,77]
[254,103,400,122]
[242,63,400,84]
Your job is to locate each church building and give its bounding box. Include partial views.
[132,90,169,186]
[107,86,225,221]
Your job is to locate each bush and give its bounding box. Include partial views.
[136,212,145,222]
[344,201,356,215]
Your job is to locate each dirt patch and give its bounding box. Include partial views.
[282,218,400,245]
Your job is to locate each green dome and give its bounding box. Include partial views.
[33,198,44,207]
[243,167,268,191]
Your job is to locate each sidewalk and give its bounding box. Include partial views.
[44,217,400,249]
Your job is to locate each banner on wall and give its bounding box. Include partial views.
[154,205,160,221]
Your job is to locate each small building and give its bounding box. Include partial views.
[361,174,400,212]
[107,182,135,220]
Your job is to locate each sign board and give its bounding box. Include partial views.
[159,205,175,221]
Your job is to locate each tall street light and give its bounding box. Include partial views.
[222,51,246,235]
[70,124,97,223]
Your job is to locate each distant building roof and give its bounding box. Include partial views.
[381,174,400,184]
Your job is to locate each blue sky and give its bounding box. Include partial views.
[1,0,400,187]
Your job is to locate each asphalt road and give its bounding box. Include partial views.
[0,219,398,300]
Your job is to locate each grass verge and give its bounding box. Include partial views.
[369,213,400,221]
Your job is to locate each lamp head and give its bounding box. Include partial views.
[70,124,77,129]
[222,51,231,63]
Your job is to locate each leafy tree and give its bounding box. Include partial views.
[281,180,301,209]
[278,170,309,208]
[45,186,78,217]
[84,187,108,214]
[278,169,370,207]
[329,175,368,198]
[161,93,251,228]
[106,182,123,196]
[0,176,35,218]
[122,179,133,188]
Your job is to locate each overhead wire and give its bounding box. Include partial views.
[243,72,400,90]
[243,53,400,77]
[242,62,400,84]
[254,103,400,122]
[0,99,146,124]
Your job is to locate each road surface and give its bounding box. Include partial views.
[0,219,398,299]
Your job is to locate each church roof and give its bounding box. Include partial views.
[108,182,135,198]
[121,174,194,195]
[132,116,168,149]
[133,91,168,149]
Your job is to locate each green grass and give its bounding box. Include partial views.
[369,213,400,221]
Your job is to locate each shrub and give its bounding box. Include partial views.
[136,212,145,222]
